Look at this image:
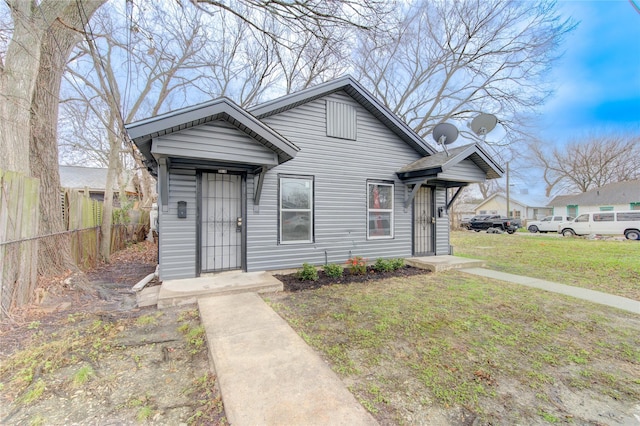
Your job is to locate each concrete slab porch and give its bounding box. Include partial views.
[156,270,283,309]
[407,255,485,272]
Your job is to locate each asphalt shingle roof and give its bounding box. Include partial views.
[548,180,640,206]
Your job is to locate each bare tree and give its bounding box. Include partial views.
[0,0,387,290]
[60,0,385,260]
[0,1,106,278]
[0,0,104,175]
[529,131,640,196]
[350,0,575,151]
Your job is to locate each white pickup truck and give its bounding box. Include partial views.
[527,216,574,233]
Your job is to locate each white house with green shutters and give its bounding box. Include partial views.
[125,76,503,281]
[548,180,640,218]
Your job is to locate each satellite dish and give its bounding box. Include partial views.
[432,123,459,145]
[471,113,498,136]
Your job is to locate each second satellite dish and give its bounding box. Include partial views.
[471,113,498,136]
[432,123,459,145]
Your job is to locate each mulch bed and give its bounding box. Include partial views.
[275,265,431,292]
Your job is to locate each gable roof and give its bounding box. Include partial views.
[59,166,136,193]
[548,180,640,206]
[249,75,436,157]
[125,97,299,174]
[455,202,480,213]
[473,193,533,211]
[396,143,503,181]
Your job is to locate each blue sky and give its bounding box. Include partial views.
[536,0,640,142]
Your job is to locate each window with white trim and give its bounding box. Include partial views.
[279,176,313,244]
[367,181,394,239]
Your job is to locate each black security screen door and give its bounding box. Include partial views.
[201,173,242,272]
[413,186,434,255]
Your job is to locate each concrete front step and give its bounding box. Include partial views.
[407,255,486,272]
[156,271,283,309]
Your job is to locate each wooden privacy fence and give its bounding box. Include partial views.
[0,169,40,318]
[63,189,103,230]
[1,170,151,318]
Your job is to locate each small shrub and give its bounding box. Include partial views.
[391,258,405,270]
[324,263,344,279]
[346,256,367,275]
[297,263,319,281]
[373,258,393,273]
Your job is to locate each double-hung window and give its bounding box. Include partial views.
[367,181,394,239]
[279,175,313,244]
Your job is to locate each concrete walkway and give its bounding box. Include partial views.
[198,293,378,426]
[461,267,640,314]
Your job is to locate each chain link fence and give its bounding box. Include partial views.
[1,224,148,318]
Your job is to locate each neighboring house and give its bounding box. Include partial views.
[474,193,552,220]
[450,202,478,228]
[59,165,137,203]
[548,180,640,217]
[125,76,503,281]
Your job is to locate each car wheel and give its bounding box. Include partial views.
[624,229,640,240]
[528,225,538,233]
[562,229,576,237]
[507,229,515,234]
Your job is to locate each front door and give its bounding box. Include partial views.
[413,186,434,255]
[200,173,243,272]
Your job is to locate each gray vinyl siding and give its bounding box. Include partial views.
[326,100,357,140]
[245,91,422,271]
[434,187,450,255]
[440,159,487,182]
[159,169,197,280]
[153,120,278,166]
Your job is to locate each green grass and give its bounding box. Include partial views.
[450,231,640,300]
[72,365,95,387]
[269,272,640,423]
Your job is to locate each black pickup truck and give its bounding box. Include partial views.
[465,215,521,234]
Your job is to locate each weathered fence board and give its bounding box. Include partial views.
[1,178,150,318]
[0,169,40,315]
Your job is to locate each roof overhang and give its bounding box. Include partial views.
[396,143,504,208]
[397,143,503,182]
[125,97,299,176]
[249,75,436,157]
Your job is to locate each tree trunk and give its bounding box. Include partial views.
[29,0,105,275]
[132,150,156,208]
[100,121,121,262]
[0,2,45,174]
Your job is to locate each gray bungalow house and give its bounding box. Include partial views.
[126,76,503,281]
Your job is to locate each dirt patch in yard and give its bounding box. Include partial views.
[0,241,226,425]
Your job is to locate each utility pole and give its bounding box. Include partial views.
[506,161,510,218]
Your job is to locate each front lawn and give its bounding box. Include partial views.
[450,231,640,300]
[268,273,640,424]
